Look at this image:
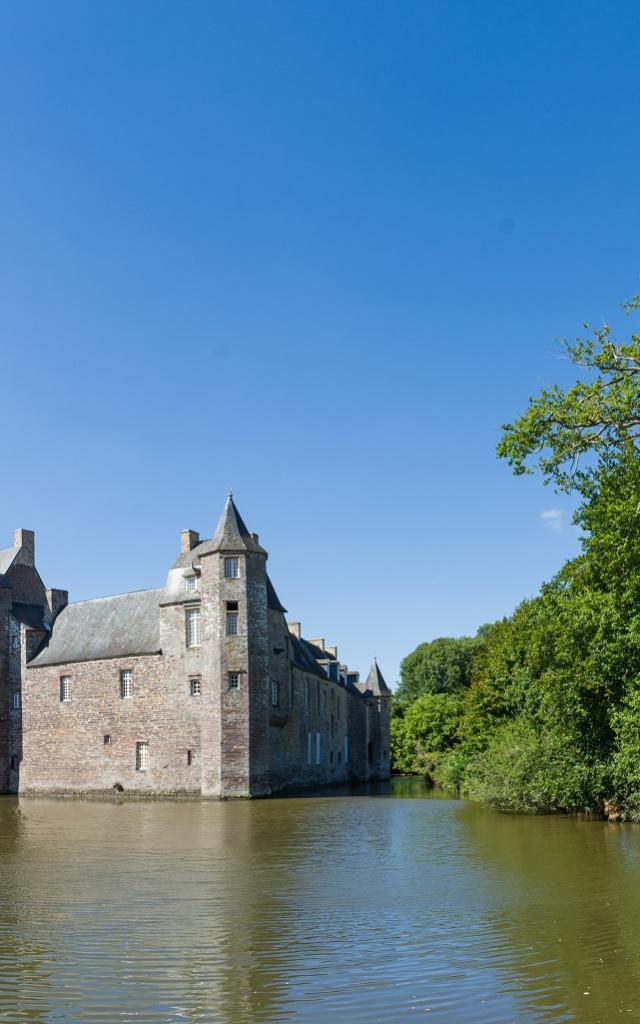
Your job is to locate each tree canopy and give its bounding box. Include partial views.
[391,296,640,819]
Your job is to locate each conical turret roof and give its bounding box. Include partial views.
[209,493,266,554]
[363,658,391,696]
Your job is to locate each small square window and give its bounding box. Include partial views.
[120,670,133,699]
[224,558,239,579]
[228,672,240,690]
[190,678,201,696]
[136,741,149,771]
[60,676,71,702]
[185,575,197,593]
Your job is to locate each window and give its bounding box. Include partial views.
[316,682,321,716]
[224,557,239,579]
[271,679,279,707]
[12,692,20,710]
[120,669,133,699]
[338,750,342,765]
[186,607,202,647]
[104,734,111,746]
[60,676,71,702]
[190,677,201,696]
[307,732,312,766]
[344,735,349,764]
[187,749,193,766]
[136,741,149,771]
[315,732,321,765]
[10,755,18,771]
[226,603,238,636]
[305,681,310,715]
[185,575,197,594]
[228,672,240,690]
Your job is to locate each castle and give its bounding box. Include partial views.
[0,495,391,797]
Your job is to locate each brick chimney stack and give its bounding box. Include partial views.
[46,588,68,623]
[181,529,200,553]
[14,529,35,565]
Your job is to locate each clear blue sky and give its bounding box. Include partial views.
[2,2,639,686]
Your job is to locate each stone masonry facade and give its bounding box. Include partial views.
[0,497,391,798]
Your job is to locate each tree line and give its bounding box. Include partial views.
[392,296,640,819]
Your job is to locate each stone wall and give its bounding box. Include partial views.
[22,653,203,795]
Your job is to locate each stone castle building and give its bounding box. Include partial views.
[0,496,391,797]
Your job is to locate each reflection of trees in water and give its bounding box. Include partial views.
[458,801,640,1022]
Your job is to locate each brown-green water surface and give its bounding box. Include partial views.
[1,778,639,1023]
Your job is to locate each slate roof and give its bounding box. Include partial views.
[290,634,329,679]
[266,574,287,613]
[29,588,162,667]
[172,495,266,569]
[0,546,17,575]
[360,658,392,697]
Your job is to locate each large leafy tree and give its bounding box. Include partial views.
[497,295,640,493]
[395,635,480,704]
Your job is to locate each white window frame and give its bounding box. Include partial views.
[224,557,240,579]
[186,607,202,648]
[185,575,197,594]
[60,676,72,702]
[315,732,321,766]
[136,741,149,771]
[228,672,240,690]
[120,669,134,699]
[190,677,201,696]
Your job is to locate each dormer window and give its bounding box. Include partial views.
[185,576,197,594]
[224,557,239,579]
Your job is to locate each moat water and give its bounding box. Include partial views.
[1,778,639,1023]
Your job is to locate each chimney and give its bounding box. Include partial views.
[325,645,338,659]
[181,529,200,553]
[309,638,325,651]
[46,588,68,623]
[14,528,35,565]
[288,622,301,639]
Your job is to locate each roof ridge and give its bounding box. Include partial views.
[65,586,163,607]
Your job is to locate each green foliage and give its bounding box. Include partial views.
[391,297,640,820]
[396,636,480,703]
[391,692,463,778]
[497,295,640,493]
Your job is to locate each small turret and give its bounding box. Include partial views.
[209,492,266,554]
[361,658,392,697]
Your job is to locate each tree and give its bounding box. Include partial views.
[497,295,640,493]
[395,635,480,704]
